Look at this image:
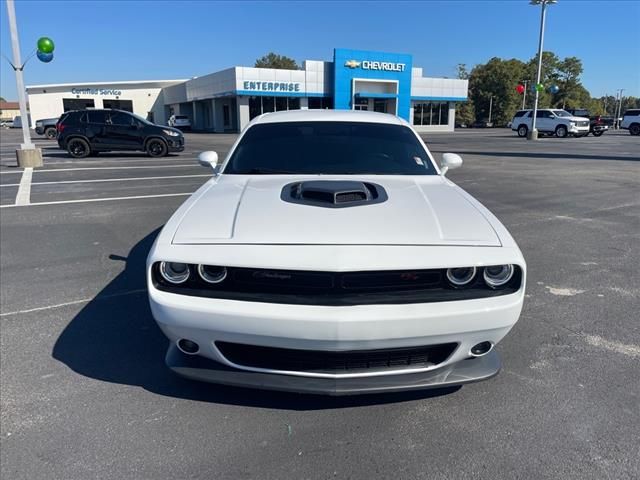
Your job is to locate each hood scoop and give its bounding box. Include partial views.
[281,180,388,208]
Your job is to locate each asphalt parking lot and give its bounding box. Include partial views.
[1,126,638,479]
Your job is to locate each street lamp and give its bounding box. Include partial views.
[528,0,557,141]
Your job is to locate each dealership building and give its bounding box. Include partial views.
[26,48,468,132]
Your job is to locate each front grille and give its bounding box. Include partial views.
[153,264,523,305]
[578,121,589,127]
[216,341,458,373]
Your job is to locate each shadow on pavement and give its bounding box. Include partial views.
[52,229,460,411]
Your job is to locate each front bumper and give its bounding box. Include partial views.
[35,126,44,135]
[568,124,590,134]
[166,343,501,395]
[166,136,185,152]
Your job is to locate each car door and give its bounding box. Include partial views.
[535,110,552,132]
[106,111,144,149]
[85,110,110,147]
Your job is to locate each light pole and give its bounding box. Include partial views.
[528,0,557,141]
[488,95,493,126]
[521,80,529,109]
[614,89,624,129]
[5,0,43,167]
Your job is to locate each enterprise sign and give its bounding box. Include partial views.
[243,81,301,93]
[71,88,122,96]
[344,60,406,72]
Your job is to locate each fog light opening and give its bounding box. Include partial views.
[177,338,200,355]
[470,341,493,357]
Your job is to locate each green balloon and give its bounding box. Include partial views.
[37,37,55,54]
[535,83,544,92]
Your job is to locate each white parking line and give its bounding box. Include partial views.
[0,164,201,175]
[0,288,147,317]
[0,191,192,208]
[15,167,33,205]
[1,173,210,187]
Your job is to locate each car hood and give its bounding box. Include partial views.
[172,176,501,246]
[568,116,590,122]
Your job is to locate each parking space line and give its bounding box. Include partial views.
[15,167,33,205]
[1,173,210,187]
[0,288,147,317]
[0,191,192,208]
[1,164,201,175]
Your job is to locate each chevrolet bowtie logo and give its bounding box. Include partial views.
[344,60,361,69]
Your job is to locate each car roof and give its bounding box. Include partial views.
[251,109,408,126]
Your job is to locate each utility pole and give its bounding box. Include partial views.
[521,80,529,109]
[5,0,42,167]
[528,0,556,141]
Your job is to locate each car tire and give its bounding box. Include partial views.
[592,130,604,137]
[66,137,91,158]
[555,125,568,138]
[629,124,640,136]
[517,125,528,137]
[146,138,168,157]
[44,127,57,140]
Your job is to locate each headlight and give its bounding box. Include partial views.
[569,121,576,126]
[159,261,190,284]
[198,264,227,284]
[162,129,180,137]
[446,267,476,287]
[483,265,514,288]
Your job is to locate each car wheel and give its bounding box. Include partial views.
[555,125,568,138]
[592,130,604,137]
[66,138,90,158]
[146,138,168,157]
[629,124,640,136]
[44,127,57,140]
[517,125,528,137]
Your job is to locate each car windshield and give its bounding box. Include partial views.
[224,121,437,175]
[131,112,153,125]
[553,110,572,117]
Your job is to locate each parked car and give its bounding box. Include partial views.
[35,117,60,139]
[563,109,608,136]
[510,109,590,138]
[147,110,526,395]
[57,109,184,158]
[168,114,192,130]
[10,115,31,129]
[620,109,640,135]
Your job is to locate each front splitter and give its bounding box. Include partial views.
[165,344,501,396]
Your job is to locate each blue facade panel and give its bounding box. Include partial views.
[333,48,413,120]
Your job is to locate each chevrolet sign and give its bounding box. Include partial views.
[345,60,406,72]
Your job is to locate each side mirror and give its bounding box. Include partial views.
[198,151,220,173]
[440,153,463,176]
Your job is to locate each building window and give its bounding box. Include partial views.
[412,102,449,126]
[248,96,303,120]
[62,98,95,111]
[353,97,369,111]
[308,97,333,109]
[103,99,133,112]
[249,97,261,120]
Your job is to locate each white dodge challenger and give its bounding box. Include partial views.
[147,110,526,395]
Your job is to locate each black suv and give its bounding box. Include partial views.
[57,109,184,158]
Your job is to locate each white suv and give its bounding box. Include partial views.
[620,109,640,135]
[511,109,590,138]
[168,114,191,130]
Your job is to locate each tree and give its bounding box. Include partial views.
[455,64,474,125]
[254,52,299,70]
[0,96,5,102]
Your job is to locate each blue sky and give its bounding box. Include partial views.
[1,0,639,100]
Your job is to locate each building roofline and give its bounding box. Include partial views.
[26,79,188,89]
